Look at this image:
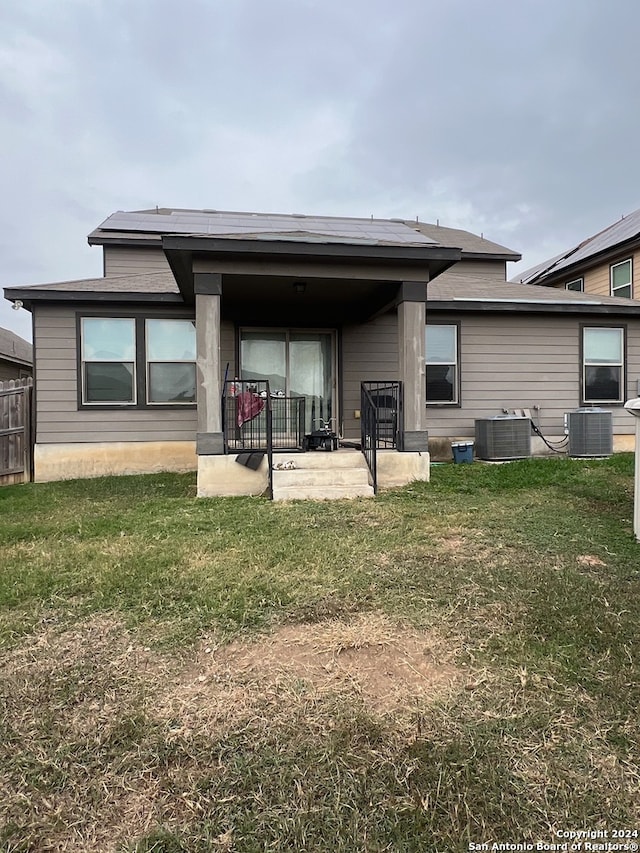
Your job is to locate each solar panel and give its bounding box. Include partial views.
[101,210,439,246]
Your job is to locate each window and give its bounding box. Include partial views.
[566,278,584,292]
[146,320,196,403]
[426,324,458,404]
[81,318,136,403]
[80,316,196,407]
[610,259,632,299]
[582,327,625,404]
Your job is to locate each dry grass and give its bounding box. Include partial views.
[0,614,462,851]
[1,459,639,850]
[2,609,639,852]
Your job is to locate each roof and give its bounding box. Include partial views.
[88,207,520,260]
[512,207,640,285]
[7,268,640,317]
[429,269,640,315]
[4,272,181,309]
[407,220,520,259]
[0,326,33,366]
[91,209,439,247]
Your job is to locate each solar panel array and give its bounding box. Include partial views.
[99,210,439,247]
[519,208,640,283]
[551,208,640,273]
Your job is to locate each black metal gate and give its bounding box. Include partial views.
[360,381,403,494]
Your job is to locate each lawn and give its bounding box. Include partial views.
[0,456,639,852]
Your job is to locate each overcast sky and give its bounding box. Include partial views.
[2,0,640,340]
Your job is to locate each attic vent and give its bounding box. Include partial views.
[474,416,531,461]
[566,408,613,457]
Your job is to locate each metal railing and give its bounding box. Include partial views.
[222,379,273,497]
[360,381,403,494]
[222,380,307,498]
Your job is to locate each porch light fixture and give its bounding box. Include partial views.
[293,281,306,293]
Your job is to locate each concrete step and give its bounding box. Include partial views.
[272,466,371,488]
[273,482,374,501]
[273,450,368,471]
[271,449,374,500]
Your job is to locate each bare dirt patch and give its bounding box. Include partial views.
[0,614,463,852]
[174,614,460,715]
[577,554,607,568]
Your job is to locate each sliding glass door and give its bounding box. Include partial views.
[240,330,335,434]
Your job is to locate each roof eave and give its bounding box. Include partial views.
[161,235,462,262]
[462,251,522,262]
[3,288,183,311]
[88,230,163,247]
[0,353,32,367]
[427,298,640,315]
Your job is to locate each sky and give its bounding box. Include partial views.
[2,0,640,341]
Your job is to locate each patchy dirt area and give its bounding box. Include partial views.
[0,614,462,852]
[175,614,460,715]
[576,554,607,568]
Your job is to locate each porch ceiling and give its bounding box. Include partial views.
[219,274,400,325]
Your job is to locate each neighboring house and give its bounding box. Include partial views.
[0,326,32,382]
[3,207,639,496]
[512,207,640,299]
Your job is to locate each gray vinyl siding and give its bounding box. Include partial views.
[33,303,199,444]
[341,313,398,438]
[426,313,640,438]
[103,246,171,276]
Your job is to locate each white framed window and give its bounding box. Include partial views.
[582,326,625,404]
[426,324,458,404]
[610,259,632,299]
[565,278,584,292]
[146,319,196,404]
[81,317,136,404]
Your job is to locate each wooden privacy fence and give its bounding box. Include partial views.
[0,378,34,486]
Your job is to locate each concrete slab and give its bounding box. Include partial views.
[197,453,269,497]
[34,441,196,482]
[376,450,430,488]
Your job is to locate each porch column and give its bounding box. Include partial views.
[195,273,224,455]
[397,281,428,451]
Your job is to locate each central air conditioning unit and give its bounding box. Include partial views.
[566,408,613,458]
[474,415,532,461]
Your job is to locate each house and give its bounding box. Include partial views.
[512,207,640,299]
[0,326,32,382]
[4,207,639,497]
[2,208,522,496]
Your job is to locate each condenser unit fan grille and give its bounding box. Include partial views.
[567,409,613,457]
[474,416,531,460]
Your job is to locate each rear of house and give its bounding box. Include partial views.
[5,207,640,495]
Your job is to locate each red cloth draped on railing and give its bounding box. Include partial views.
[236,391,265,427]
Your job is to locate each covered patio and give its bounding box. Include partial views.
[161,229,461,497]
